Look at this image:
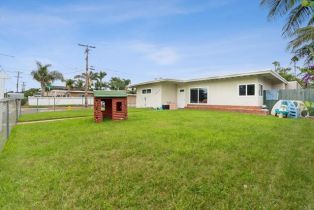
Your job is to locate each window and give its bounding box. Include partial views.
[247,84,255,96]
[190,88,198,103]
[142,89,151,94]
[259,84,263,96]
[239,85,246,96]
[190,88,208,104]
[116,102,122,112]
[239,84,255,96]
[199,88,208,103]
[180,89,184,92]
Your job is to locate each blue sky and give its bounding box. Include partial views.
[0,0,292,91]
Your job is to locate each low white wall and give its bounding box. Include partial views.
[28,97,94,106]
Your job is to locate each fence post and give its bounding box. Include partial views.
[15,99,19,122]
[37,97,39,113]
[54,97,56,112]
[6,101,9,139]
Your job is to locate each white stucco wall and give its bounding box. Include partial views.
[161,83,177,104]
[286,81,302,89]
[135,75,288,108]
[135,83,162,108]
[182,76,263,106]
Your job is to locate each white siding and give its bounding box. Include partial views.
[161,83,177,104]
[136,84,162,108]
[181,76,261,106]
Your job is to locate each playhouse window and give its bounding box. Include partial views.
[116,102,122,112]
[101,101,106,111]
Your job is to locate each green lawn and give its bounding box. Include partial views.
[1,109,313,209]
[19,108,93,122]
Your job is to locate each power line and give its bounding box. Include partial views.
[0,53,15,58]
[78,43,96,107]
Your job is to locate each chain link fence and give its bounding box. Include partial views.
[0,99,21,150]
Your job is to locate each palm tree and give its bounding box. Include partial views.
[31,61,63,96]
[97,71,107,90]
[260,0,313,36]
[75,79,84,90]
[291,55,299,76]
[74,71,98,90]
[65,79,75,96]
[272,61,281,71]
[293,43,314,65]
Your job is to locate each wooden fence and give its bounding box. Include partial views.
[264,88,314,115]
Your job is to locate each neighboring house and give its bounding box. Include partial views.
[130,70,300,112]
[46,86,93,97]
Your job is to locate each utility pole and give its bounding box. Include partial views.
[78,43,96,107]
[15,71,22,93]
[22,82,26,93]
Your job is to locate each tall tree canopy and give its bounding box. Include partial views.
[31,61,63,96]
[108,77,131,90]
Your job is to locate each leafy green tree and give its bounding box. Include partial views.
[108,77,131,90]
[75,79,84,89]
[31,61,63,96]
[299,66,314,87]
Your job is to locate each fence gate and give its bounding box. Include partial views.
[263,89,314,116]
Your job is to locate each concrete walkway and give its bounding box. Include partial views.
[18,116,90,124]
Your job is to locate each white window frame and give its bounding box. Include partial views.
[141,88,152,94]
[189,87,208,104]
[259,84,263,96]
[238,84,256,96]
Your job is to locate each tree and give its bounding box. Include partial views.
[299,66,314,87]
[75,79,84,89]
[272,61,297,81]
[65,79,75,96]
[261,0,314,36]
[74,71,98,90]
[272,61,281,71]
[291,55,299,76]
[293,43,314,64]
[94,71,107,90]
[261,0,314,64]
[108,77,131,90]
[31,61,63,96]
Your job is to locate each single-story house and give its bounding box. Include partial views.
[130,70,301,113]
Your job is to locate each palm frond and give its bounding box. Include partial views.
[288,26,314,50]
[282,4,312,36]
[260,0,300,18]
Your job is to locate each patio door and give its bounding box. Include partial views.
[177,88,185,108]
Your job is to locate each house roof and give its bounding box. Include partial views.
[129,70,288,87]
[93,90,127,98]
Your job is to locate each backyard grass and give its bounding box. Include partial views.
[19,108,93,122]
[0,109,313,209]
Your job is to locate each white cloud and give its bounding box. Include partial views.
[130,42,180,65]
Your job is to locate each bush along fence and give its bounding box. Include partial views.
[264,88,314,116]
[0,98,22,150]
